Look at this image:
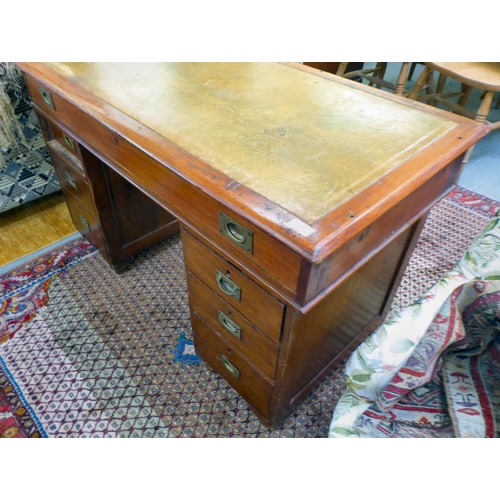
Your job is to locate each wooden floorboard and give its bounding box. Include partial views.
[0,192,77,267]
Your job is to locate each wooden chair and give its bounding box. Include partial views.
[337,62,419,97]
[408,63,500,130]
[407,63,500,169]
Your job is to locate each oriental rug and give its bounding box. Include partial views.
[329,215,500,438]
[372,280,500,438]
[1,186,499,438]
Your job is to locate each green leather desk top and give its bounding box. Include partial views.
[45,62,457,224]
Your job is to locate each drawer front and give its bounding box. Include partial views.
[187,272,279,379]
[50,121,83,159]
[191,313,274,419]
[209,207,300,296]
[48,142,94,212]
[64,192,108,261]
[182,230,284,344]
[31,97,84,166]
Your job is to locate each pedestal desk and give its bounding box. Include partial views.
[17,62,488,427]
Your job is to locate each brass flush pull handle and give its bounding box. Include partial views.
[226,223,245,243]
[78,213,90,232]
[218,310,242,339]
[66,172,77,190]
[63,134,75,150]
[216,270,241,302]
[219,212,253,254]
[219,354,241,379]
[39,86,55,110]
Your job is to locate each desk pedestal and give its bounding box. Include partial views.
[181,212,427,426]
[37,112,179,272]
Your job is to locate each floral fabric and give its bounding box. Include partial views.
[329,211,500,438]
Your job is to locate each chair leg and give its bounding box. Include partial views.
[475,90,494,123]
[408,66,430,100]
[457,145,476,178]
[421,72,442,107]
[436,73,447,94]
[457,91,495,175]
[457,84,473,109]
[425,69,435,101]
[394,62,409,96]
[336,63,348,77]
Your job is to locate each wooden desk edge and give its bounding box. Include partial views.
[17,62,489,264]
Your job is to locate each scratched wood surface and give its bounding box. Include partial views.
[44,62,457,224]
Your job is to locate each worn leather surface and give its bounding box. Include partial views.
[45,62,456,223]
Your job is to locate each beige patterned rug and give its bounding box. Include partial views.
[1,186,498,437]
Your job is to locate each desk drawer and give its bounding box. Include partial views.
[191,313,274,420]
[182,230,284,344]
[48,141,94,213]
[64,192,108,261]
[31,94,84,165]
[187,272,279,380]
[50,121,83,160]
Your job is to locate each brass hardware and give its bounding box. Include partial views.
[63,134,75,150]
[219,354,240,379]
[219,212,253,254]
[66,172,77,190]
[216,270,241,301]
[39,86,55,110]
[218,310,242,339]
[78,214,90,232]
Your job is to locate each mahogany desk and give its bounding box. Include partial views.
[17,62,488,427]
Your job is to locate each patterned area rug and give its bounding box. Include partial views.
[0,186,499,438]
[356,280,500,438]
[329,211,500,438]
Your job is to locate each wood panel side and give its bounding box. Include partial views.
[101,164,179,250]
[271,221,419,424]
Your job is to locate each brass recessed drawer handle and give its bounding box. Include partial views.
[216,270,241,302]
[218,310,242,339]
[63,134,75,150]
[219,212,253,254]
[66,172,77,190]
[219,354,241,379]
[39,86,55,110]
[78,214,90,232]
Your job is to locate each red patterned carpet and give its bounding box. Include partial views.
[0,186,498,438]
